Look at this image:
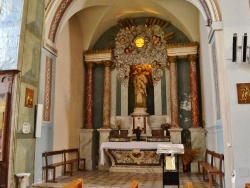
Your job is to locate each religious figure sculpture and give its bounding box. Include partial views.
[134,71,148,108]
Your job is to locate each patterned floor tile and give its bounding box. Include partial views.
[32,171,221,188]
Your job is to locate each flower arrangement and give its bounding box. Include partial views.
[161,123,171,130]
[132,126,143,134]
[132,126,143,141]
[180,141,200,171]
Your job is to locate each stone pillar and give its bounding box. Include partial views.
[189,54,201,128]
[168,56,179,128]
[102,61,112,128]
[85,62,95,129]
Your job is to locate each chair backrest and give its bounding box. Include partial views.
[186,181,193,188]
[62,179,83,188]
[129,179,139,188]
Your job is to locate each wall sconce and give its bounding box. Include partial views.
[232,33,249,63]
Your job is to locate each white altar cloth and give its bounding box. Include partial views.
[100,142,172,165]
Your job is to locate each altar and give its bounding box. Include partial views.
[100,142,171,173]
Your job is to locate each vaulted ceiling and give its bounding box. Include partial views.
[45,0,218,51]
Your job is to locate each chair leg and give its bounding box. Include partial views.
[220,174,223,188]
[45,168,48,182]
[198,163,200,174]
[209,174,213,188]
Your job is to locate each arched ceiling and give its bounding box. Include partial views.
[44,0,220,53]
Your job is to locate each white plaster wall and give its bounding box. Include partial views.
[54,16,85,150]
[220,0,250,187]
[199,15,217,128]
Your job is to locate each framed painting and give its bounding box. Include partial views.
[237,83,250,104]
[25,88,34,108]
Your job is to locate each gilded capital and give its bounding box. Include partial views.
[86,62,95,68]
[103,60,112,67]
[188,54,197,61]
[167,56,177,64]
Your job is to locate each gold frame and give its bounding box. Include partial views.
[237,83,250,104]
[25,88,34,108]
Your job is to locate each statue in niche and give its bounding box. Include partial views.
[130,64,152,109]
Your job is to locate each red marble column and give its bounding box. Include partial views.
[169,56,179,128]
[85,62,95,129]
[102,61,112,128]
[189,54,201,128]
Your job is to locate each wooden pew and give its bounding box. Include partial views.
[64,148,86,175]
[197,149,224,188]
[129,179,139,188]
[42,150,65,182]
[42,148,85,182]
[62,178,83,188]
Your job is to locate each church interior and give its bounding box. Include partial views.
[0,0,250,187]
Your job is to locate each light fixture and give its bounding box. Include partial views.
[232,33,249,63]
[135,37,145,48]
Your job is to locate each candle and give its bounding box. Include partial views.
[232,33,237,62]
[243,33,247,62]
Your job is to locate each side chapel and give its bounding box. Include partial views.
[80,17,205,172]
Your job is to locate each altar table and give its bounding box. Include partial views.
[100,142,171,173]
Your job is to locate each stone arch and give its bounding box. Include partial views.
[44,0,221,52]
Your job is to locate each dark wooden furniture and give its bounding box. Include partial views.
[42,148,85,182]
[162,154,180,187]
[198,149,224,188]
[64,148,85,175]
[0,70,19,187]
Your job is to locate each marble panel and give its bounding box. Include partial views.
[79,129,94,170]
[169,128,182,144]
[121,84,128,116]
[154,80,162,115]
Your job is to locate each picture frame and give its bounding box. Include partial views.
[25,88,34,108]
[236,83,250,104]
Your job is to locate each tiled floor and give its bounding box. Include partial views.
[32,171,220,188]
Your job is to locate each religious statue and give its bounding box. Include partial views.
[134,72,147,108]
[131,65,151,109]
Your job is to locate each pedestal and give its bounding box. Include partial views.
[168,128,183,144]
[130,109,151,136]
[79,129,95,170]
[15,173,30,188]
[189,128,206,172]
[98,128,112,170]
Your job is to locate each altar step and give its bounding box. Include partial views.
[32,170,220,188]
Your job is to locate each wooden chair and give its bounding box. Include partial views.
[186,181,194,188]
[129,179,139,188]
[245,183,250,188]
[62,179,83,188]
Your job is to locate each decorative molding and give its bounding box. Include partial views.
[48,0,73,42]
[43,56,53,122]
[84,50,112,63]
[44,41,58,56]
[166,42,199,57]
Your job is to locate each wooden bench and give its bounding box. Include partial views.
[42,148,85,182]
[64,149,86,176]
[197,149,224,188]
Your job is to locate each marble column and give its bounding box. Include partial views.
[85,62,95,129]
[168,56,179,128]
[102,61,112,128]
[189,54,201,128]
